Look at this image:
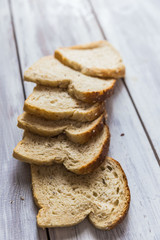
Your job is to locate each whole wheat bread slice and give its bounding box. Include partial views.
[24,85,105,122]
[55,41,125,78]
[24,56,116,103]
[13,125,110,174]
[31,157,130,229]
[17,112,105,144]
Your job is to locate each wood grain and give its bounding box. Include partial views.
[9,0,160,239]
[0,0,48,239]
[90,0,160,158]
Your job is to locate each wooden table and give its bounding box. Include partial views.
[1,0,160,239]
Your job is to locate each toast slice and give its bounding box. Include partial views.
[24,85,105,122]
[31,157,130,229]
[17,112,105,144]
[24,56,116,103]
[55,41,125,78]
[13,125,110,174]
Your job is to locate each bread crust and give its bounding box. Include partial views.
[68,80,116,104]
[31,157,130,229]
[55,40,125,79]
[65,114,105,144]
[73,125,110,174]
[89,157,130,230]
[107,158,130,230]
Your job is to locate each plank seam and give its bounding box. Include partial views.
[46,229,51,240]
[88,0,106,39]
[8,0,26,100]
[88,0,160,166]
[7,0,50,239]
[122,80,160,165]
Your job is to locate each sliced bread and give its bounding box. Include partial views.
[17,112,105,144]
[31,157,130,229]
[55,40,125,78]
[24,56,116,103]
[13,125,110,174]
[24,85,105,122]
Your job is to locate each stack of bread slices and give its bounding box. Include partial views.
[13,41,130,230]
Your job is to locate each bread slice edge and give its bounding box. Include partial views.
[13,125,110,174]
[17,112,105,144]
[55,40,125,78]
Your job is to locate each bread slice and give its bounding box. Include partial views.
[13,125,110,174]
[55,41,125,78]
[24,56,116,103]
[17,112,105,144]
[24,85,105,122]
[31,157,130,229]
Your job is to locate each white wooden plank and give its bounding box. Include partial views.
[0,1,48,240]
[10,0,160,239]
[90,0,160,158]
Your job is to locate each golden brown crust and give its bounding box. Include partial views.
[55,40,125,79]
[88,157,130,230]
[69,80,116,104]
[65,114,105,144]
[74,125,110,174]
[55,50,81,72]
[83,66,125,79]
